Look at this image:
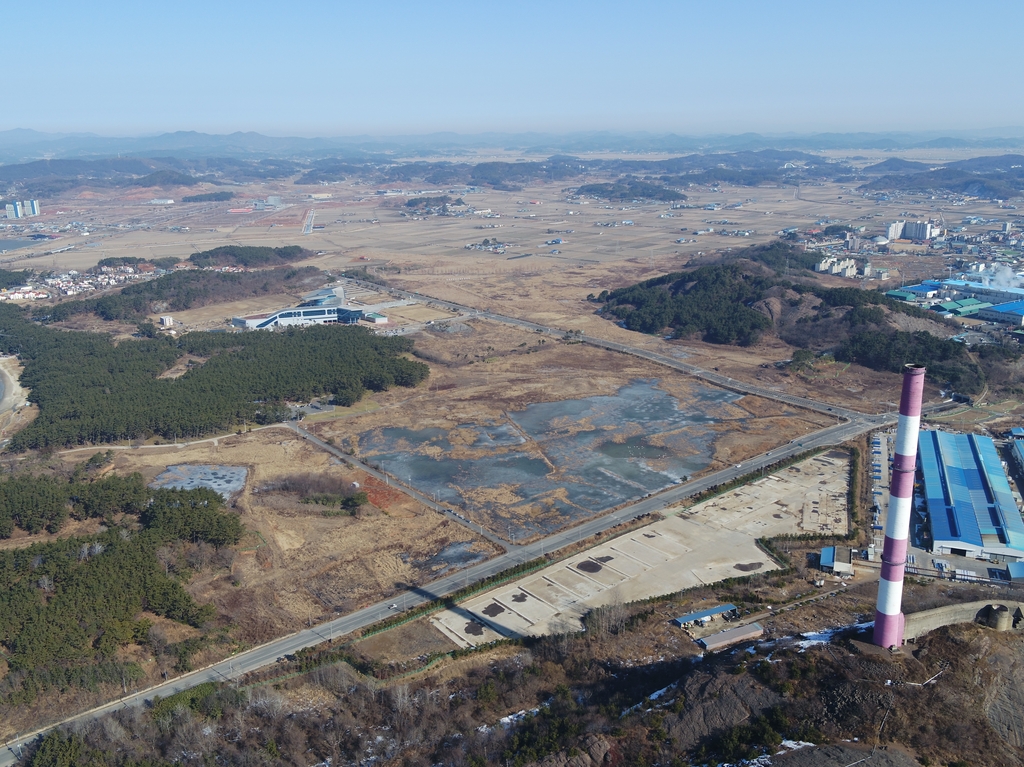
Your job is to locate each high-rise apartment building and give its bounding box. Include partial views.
[903,221,935,240]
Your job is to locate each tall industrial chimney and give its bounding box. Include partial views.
[873,364,926,649]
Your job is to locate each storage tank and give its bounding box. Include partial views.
[989,604,1012,632]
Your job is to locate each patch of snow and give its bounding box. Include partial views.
[621,682,678,715]
[795,621,872,649]
[499,708,538,728]
[777,739,816,754]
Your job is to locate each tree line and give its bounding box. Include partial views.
[596,250,991,391]
[181,191,235,203]
[0,268,31,291]
[187,245,308,268]
[39,265,326,323]
[0,305,429,449]
[575,179,685,202]
[835,329,985,393]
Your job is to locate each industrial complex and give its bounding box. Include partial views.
[918,430,1024,562]
[890,278,1024,325]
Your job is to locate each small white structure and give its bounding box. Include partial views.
[160,316,174,327]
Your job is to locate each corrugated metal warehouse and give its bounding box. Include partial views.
[697,623,763,652]
[919,431,1024,561]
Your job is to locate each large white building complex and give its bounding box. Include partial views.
[231,286,408,330]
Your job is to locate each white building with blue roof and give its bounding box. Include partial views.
[977,299,1024,326]
[919,431,1024,561]
[925,279,1024,306]
[231,285,411,330]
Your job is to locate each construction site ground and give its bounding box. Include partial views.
[306,319,833,541]
[348,451,851,666]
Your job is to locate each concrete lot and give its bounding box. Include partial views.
[431,450,850,647]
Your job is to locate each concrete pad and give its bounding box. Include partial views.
[646,527,696,551]
[545,567,605,598]
[433,452,849,640]
[520,575,580,607]
[469,598,536,637]
[487,586,558,625]
[431,610,503,647]
[430,616,476,649]
[598,549,651,577]
[568,557,629,587]
[612,537,672,563]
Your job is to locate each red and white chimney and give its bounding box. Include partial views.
[873,364,925,649]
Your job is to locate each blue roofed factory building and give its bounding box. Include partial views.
[918,431,1024,561]
[976,300,1024,326]
[1011,439,1024,479]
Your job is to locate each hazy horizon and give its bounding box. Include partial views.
[5,126,1024,142]
[5,0,1021,137]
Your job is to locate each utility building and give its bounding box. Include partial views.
[820,546,854,575]
[697,623,763,652]
[672,604,738,627]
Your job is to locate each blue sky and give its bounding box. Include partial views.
[5,0,1021,136]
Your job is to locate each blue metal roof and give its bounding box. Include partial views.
[1009,427,1024,438]
[1007,561,1024,580]
[820,547,836,568]
[1012,440,1024,472]
[673,604,737,626]
[986,300,1024,317]
[936,279,1024,299]
[919,431,1024,553]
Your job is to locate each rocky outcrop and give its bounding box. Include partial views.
[526,734,611,767]
[668,668,782,750]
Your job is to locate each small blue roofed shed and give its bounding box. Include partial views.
[1007,562,1024,582]
[1009,427,1024,438]
[820,546,855,575]
[672,604,738,627]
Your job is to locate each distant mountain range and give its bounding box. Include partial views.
[2,128,1024,164]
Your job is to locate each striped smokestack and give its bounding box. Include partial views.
[873,364,926,649]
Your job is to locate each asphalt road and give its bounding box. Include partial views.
[1,419,886,764]
[0,283,953,764]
